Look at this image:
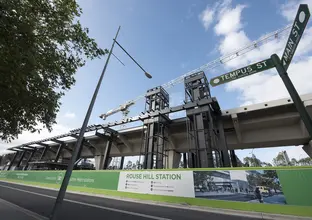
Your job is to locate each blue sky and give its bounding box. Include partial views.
[1,0,312,164]
[62,0,285,124]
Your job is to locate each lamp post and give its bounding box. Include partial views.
[49,26,152,219]
[114,39,152,79]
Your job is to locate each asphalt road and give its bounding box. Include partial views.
[0,181,263,220]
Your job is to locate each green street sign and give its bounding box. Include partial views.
[210,58,274,87]
[282,4,310,71]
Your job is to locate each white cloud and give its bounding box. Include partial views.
[227,56,312,105]
[219,31,250,55]
[203,1,312,163]
[199,7,215,30]
[214,4,246,35]
[207,0,312,105]
[199,0,233,31]
[64,111,76,119]
[280,0,312,22]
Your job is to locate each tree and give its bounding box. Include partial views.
[243,154,262,167]
[298,157,312,166]
[135,160,143,169]
[262,162,273,167]
[273,152,288,166]
[193,171,215,191]
[291,158,298,166]
[179,161,184,168]
[125,161,133,170]
[0,0,107,141]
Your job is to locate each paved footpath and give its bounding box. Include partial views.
[0,197,45,220]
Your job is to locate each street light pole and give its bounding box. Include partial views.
[114,39,152,79]
[49,26,121,220]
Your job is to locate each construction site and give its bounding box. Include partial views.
[1,23,312,172]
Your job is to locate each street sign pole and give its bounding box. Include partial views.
[49,26,121,220]
[271,54,312,138]
[270,4,312,138]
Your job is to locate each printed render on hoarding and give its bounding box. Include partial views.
[193,170,286,204]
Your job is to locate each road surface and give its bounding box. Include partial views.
[0,181,263,220]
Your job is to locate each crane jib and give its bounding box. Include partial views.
[100,24,292,120]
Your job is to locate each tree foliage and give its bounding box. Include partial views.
[296,157,312,166]
[247,170,280,190]
[193,171,216,191]
[243,154,263,167]
[272,152,312,166]
[0,0,107,141]
[273,152,286,166]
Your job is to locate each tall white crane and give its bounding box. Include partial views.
[99,24,292,120]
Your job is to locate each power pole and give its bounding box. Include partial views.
[49,26,121,220]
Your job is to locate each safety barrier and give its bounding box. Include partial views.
[1,167,312,217]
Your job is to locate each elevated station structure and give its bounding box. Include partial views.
[1,72,312,171]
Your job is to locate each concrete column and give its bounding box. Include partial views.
[183,153,187,168]
[16,151,26,168]
[144,123,155,169]
[23,150,36,170]
[302,140,312,158]
[40,147,48,160]
[217,118,231,167]
[230,150,238,167]
[220,150,230,167]
[94,140,113,170]
[187,152,196,168]
[105,157,112,169]
[54,144,64,162]
[94,155,104,170]
[215,151,220,167]
[119,156,125,170]
[7,152,19,170]
[103,140,112,169]
[195,113,214,168]
[166,150,181,169]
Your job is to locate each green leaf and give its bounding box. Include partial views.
[0,0,109,141]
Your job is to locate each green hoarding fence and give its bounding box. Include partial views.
[1,167,312,217]
[277,169,312,206]
[0,170,120,190]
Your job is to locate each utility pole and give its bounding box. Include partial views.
[49,26,121,220]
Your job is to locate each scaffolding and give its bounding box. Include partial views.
[140,86,170,169]
[184,72,223,168]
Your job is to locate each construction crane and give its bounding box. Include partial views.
[100,100,135,120]
[99,24,292,120]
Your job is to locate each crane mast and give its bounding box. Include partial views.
[100,24,292,120]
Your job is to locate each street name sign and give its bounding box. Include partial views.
[210,58,274,87]
[282,4,310,71]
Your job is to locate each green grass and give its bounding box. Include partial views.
[2,179,312,217]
